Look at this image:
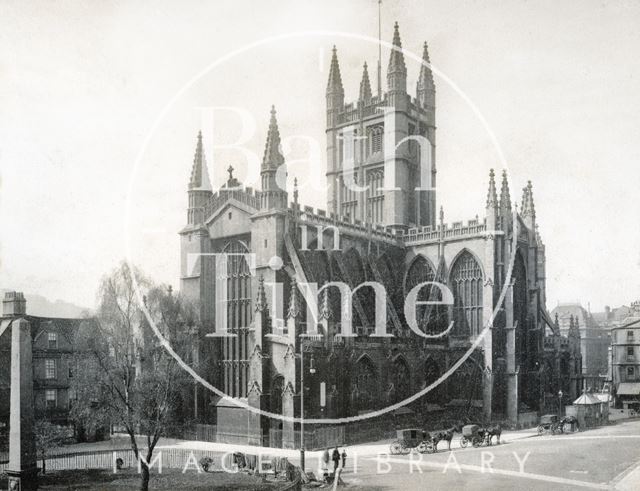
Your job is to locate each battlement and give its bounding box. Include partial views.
[400,218,487,245]
[335,94,431,127]
[203,186,261,220]
[288,203,400,244]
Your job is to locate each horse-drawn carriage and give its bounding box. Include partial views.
[458,423,502,448]
[559,415,579,433]
[389,428,436,455]
[459,424,487,448]
[537,414,561,434]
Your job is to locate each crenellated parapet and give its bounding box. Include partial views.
[288,203,401,245]
[401,218,488,245]
[202,186,260,221]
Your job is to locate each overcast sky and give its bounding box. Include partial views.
[1,0,639,313]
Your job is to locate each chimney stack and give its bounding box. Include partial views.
[3,292,26,317]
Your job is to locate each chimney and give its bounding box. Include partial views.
[3,291,26,317]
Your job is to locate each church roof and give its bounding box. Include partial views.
[572,392,601,405]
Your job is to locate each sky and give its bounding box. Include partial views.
[1,0,639,313]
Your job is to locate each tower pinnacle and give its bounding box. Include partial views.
[387,22,407,103]
[326,46,344,96]
[521,181,536,219]
[486,169,498,209]
[189,131,212,191]
[499,169,512,213]
[416,41,435,109]
[262,105,284,170]
[359,62,372,103]
[260,106,287,210]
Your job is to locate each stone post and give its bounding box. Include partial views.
[7,318,38,491]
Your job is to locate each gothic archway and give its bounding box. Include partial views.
[355,356,378,412]
[405,255,448,334]
[221,240,252,398]
[450,250,484,337]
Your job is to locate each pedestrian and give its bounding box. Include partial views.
[341,448,347,469]
[323,447,330,466]
[332,446,340,474]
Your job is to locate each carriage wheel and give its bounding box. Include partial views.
[390,442,403,455]
[460,437,468,448]
[537,425,544,435]
[472,437,482,447]
[401,444,411,455]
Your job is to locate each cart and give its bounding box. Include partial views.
[537,414,560,435]
[390,428,435,455]
[459,424,487,448]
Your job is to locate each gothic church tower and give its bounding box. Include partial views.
[326,23,437,231]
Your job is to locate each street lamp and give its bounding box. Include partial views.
[558,390,564,417]
[299,341,316,472]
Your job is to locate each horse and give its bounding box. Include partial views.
[432,424,461,452]
[484,423,502,445]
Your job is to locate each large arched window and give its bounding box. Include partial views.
[405,256,448,334]
[450,251,483,337]
[355,357,378,412]
[366,169,384,224]
[222,240,252,398]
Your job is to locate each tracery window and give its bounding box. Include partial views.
[366,169,384,224]
[368,125,384,154]
[450,251,483,337]
[405,256,448,334]
[222,240,252,398]
[340,172,358,220]
[355,357,377,412]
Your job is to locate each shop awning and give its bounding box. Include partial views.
[617,383,640,396]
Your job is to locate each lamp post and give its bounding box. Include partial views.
[299,341,315,472]
[558,390,564,417]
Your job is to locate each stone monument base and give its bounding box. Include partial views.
[6,467,39,491]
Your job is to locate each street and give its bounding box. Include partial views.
[334,420,640,490]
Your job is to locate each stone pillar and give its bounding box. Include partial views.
[247,285,266,447]
[7,318,38,491]
[281,384,295,449]
[482,227,496,422]
[505,283,518,426]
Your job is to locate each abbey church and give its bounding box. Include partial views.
[179,24,582,447]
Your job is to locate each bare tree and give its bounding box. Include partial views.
[71,262,193,491]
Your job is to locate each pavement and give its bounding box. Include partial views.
[147,427,539,465]
[54,422,640,489]
[341,420,640,490]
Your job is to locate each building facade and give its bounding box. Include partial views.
[551,303,610,391]
[0,292,84,428]
[179,25,577,446]
[610,302,640,410]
